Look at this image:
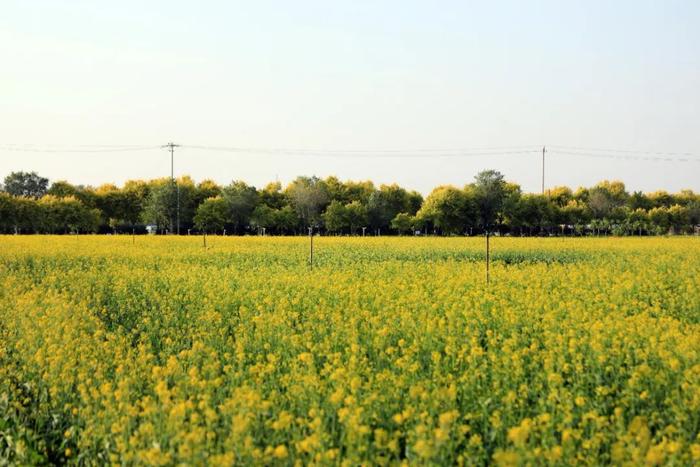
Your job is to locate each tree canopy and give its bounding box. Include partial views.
[3,171,49,198]
[0,170,698,236]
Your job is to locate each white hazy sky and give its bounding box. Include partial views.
[1,0,699,195]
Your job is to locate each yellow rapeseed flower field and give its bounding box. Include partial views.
[0,235,699,465]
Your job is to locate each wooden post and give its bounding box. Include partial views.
[486,231,490,285]
[203,231,207,248]
[309,226,314,269]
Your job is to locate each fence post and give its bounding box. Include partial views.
[486,231,490,285]
[309,226,314,269]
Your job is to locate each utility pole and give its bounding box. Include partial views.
[542,146,546,195]
[162,142,181,234]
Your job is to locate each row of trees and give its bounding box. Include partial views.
[1,171,698,235]
[414,179,700,236]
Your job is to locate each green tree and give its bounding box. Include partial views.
[559,200,590,233]
[285,176,329,228]
[390,212,414,235]
[687,201,700,228]
[416,185,473,235]
[142,179,177,233]
[648,207,670,234]
[250,204,275,233]
[367,184,419,232]
[667,204,689,233]
[514,194,556,235]
[647,190,674,209]
[37,196,100,233]
[588,180,629,219]
[122,180,150,222]
[272,206,299,234]
[548,186,573,207]
[0,192,17,233]
[473,170,507,284]
[499,182,522,231]
[626,208,650,235]
[140,176,197,234]
[345,201,368,234]
[323,177,376,206]
[3,171,49,198]
[175,177,198,232]
[259,182,287,210]
[48,180,80,198]
[322,200,348,234]
[193,197,228,234]
[344,180,376,205]
[13,197,42,233]
[323,176,347,204]
[675,189,699,207]
[222,181,259,233]
[473,170,507,232]
[628,191,652,211]
[194,180,222,208]
[95,185,129,232]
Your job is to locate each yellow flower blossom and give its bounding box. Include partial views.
[273,445,288,459]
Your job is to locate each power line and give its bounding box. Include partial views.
[548,149,700,163]
[0,143,157,148]
[182,143,539,154]
[1,142,698,162]
[0,145,160,153]
[181,144,541,158]
[548,144,696,157]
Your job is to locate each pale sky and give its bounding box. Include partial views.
[1,0,699,195]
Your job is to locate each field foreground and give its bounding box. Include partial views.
[0,236,699,465]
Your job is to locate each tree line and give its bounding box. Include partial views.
[0,170,698,236]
